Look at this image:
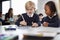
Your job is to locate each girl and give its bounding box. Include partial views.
[42,1,59,27]
[5,8,14,25]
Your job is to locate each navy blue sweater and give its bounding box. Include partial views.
[15,13,41,26]
[42,15,59,27]
[0,18,5,25]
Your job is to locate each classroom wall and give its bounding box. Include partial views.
[58,0,60,19]
[0,2,2,12]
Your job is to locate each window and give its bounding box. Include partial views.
[2,1,10,14]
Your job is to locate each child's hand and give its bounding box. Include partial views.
[20,21,27,26]
[43,22,49,27]
[32,23,38,27]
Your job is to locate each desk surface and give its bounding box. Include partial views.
[1,25,60,40]
[0,34,18,40]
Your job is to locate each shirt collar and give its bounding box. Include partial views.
[48,13,57,19]
[27,13,34,17]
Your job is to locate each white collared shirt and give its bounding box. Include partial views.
[27,13,34,17]
[48,13,57,19]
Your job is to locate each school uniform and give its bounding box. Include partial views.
[0,18,5,25]
[42,13,59,27]
[15,13,41,26]
[4,13,13,25]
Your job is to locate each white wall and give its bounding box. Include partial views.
[2,0,59,17]
[11,0,38,15]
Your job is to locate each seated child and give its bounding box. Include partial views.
[0,12,5,25]
[15,1,40,27]
[39,13,43,24]
[42,1,59,27]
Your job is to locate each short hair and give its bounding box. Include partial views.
[45,1,57,13]
[25,1,35,10]
[39,13,43,16]
[17,14,21,17]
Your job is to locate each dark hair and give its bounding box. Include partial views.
[17,14,21,17]
[8,8,13,18]
[39,13,43,16]
[0,12,2,17]
[45,1,57,13]
[8,8,13,13]
[0,11,2,14]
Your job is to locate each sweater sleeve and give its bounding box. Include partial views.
[34,14,41,26]
[48,17,59,27]
[48,20,59,27]
[15,16,23,26]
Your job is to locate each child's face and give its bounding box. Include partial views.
[45,5,51,16]
[26,7,35,14]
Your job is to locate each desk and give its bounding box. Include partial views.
[1,25,60,40]
[0,34,18,40]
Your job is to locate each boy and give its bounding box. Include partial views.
[39,13,43,24]
[16,1,40,27]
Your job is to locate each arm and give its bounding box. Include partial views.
[15,16,23,26]
[48,17,59,27]
[48,21,59,27]
[34,15,41,26]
